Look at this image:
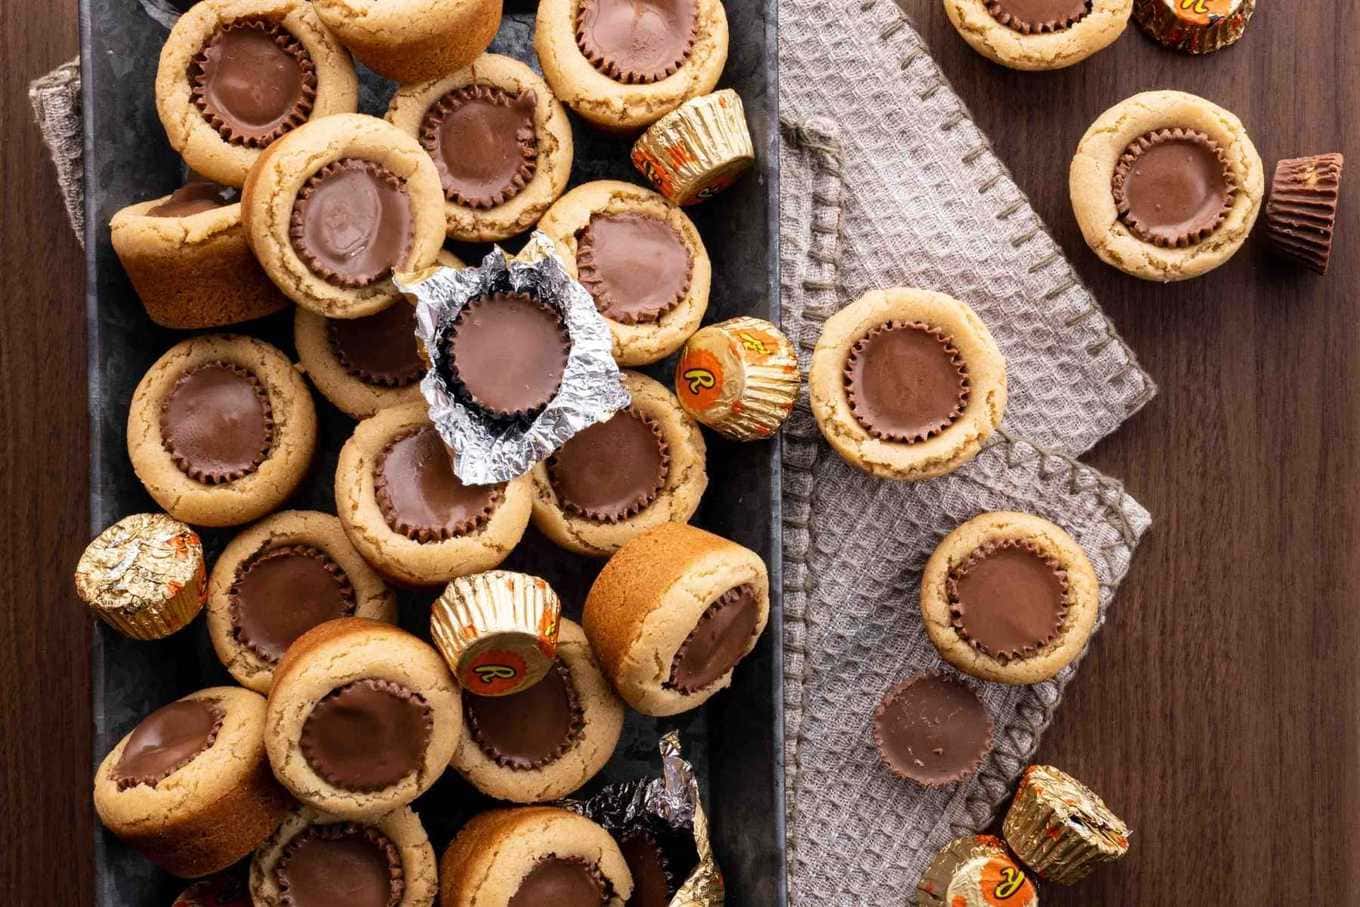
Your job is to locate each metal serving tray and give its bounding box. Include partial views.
[80,0,783,903]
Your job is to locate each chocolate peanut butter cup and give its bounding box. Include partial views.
[948,539,1069,664]
[666,584,761,694]
[160,361,275,485]
[147,181,234,218]
[375,425,504,541]
[547,407,670,523]
[327,303,425,388]
[985,0,1092,33]
[444,293,571,420]
[619,831,674,907]
[465,661,585,770]
[874,674,992,786]
[189,18,316,148]
[844,321,970,444]
[1113,128,1236,247]
[1266,153,1345,274]
[174,873,251,907]
[420,85,538,210]
[300,678,433,792]
[575,0,699,85]
[230,545,356,664]
[290,159,414,289]
[112,698,224,790]
[509,856,610,907]
[577,213,694,325]
[275,822,404,907]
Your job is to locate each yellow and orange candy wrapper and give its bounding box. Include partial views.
[430,570,562,697]
[631,90,755,206]
[917,835,1037,907]
[675,316,801,442]
[1133,0,1255,54]
[1002,764,1131,885]
[74,512,206,640]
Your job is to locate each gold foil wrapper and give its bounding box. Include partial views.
[1002,764,1131,885]
[73,513,206,640]
[917,835,1037,907]
[663,731,724,907]
[674,316,800,441]
[1133,0,1255,54]
[431,570,562,697]
[631,90,755,206]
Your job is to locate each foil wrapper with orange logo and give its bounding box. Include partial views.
[1002,764,1130,885]
[430,570,562,697]
[74,513,206,640]
[916,835,1037,907]
[675,316,800,442]
[1133,0,1255,54]
[632,90,755,206]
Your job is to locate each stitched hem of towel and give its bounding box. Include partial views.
[29,57,85,246]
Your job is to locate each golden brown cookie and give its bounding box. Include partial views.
[943,0,1133,71]
[127,334,318,528]
[311,0,501,84]
[387,54,575,243]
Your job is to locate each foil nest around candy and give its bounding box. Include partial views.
[396,233,631,486]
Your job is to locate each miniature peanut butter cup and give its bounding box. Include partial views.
[327,303,425,388]
[230,545,356,664]
[577,213,694,325]
[985,0,1091,33]
[444,293,570,420]
[465,661,585,770]
[189,18,316,147]
[619,831,673,907]
[112,698,224,790]
[174,873,251,907]
[375,425,504,541]
[1266,153,1345,274]
[300,678,433,792]
[147,180,234,218]
[576,0,699,85]
[290,159,414,289]
[275,822,404,907]
[420,85,538,210]
[844,321,970,444]
[948,539,1069,664]
[547,407,670,523]
[509,856,610,907]
[667,584,761,694]
[874,674,992,786]
[160,361,275,485]
[1113,128,1236,247]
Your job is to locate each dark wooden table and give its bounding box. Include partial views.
[3,1,1356,902]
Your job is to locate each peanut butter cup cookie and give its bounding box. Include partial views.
[94,687,292,878]
[810,288,1007,482]
[531,371,706,558]
[540,180,711,366]
[534,0,728,133]
[127,334,317,527]
[922,511,1100,684]
[156,0,358,187]
[311,0,501,84]
[335,402,533,587]
[1070,90,1264,282]
[943,0,1133,70]
[388,54,574,242]
[265,618,461,820]
[241,113,446,318]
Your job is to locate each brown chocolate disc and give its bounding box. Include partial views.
[546,407,670,523]
[419,85,538,209]
[508,857,609,907]
[1112,128,1236,248]
[667,584,761,694]
[230,544,356,664]
[620,832,673,907]
[576,213,694,325]
[873,675,992,786]
[147,181,233,218]
[173,873,251,907]
[985,0,1091,33]
[189,18,316,147]
[947,539,1069,663]
[327,303,425,388]
[575,0,699,85]
[112,698,224,790]
[275,823,404,907]
[290,159,414,289]
[160,361,275,485]
[844,321,970,444]
[374,425,504,542]
[464,660,585,770]
[444,293,570,419]
[299,678,432,792]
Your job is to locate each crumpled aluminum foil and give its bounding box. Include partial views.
[395,233,630,486]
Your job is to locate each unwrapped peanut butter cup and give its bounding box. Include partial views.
[1133,0,1254,54]
[465,659,585,770]
[547,406,670,523]
[873,674,992,786]
[844,321,970,443]
[112,697,224,790]
[299,678,433,792]
[948,539,1069,664]
[189,18,316,147]
[431,570,563,697]
[160,361,274,485]
[420,84,538,210]
[444,292,571,420]
[510,856,612,907]
[374,425,504,542]
[290,159,413,289]
[577,212,694,325]
[618,829,676,907]
[1112,128,1236,247]
[675,316,800,441]
[327,302,426,388]
[274,822,405,906]
[666,584,761,694]
[75,513,207,640]
[147,181,235,218]
[1002,764,1130,884]
[632,90,755,206]
[985,0,1092,34]
[917,835,1037,907]
[1266,153,1345,275]
[174,872,251,907]
[229,544,356,664]
[575,0,699,85]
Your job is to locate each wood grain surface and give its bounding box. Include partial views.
[3,0,1358,902]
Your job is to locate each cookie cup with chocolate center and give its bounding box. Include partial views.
[126,334,317,528]
[387,54,574,242]
[539,180,711,366]
[943,0,1133,71]
[94,687,292,878]
[312,0,501,84]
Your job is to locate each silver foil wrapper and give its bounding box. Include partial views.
[395,233,630,486]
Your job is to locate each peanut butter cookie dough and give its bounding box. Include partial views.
[583,522,770,717]
[241,113,446,318]
[1070,90,1264,282]
[265,618,461,820]
[534,0,729,132]
[250,805,438,907]
[539,180,711,366]
[943,0,1132,70]
[922,511,1100,684]
[531,371,706,559]
[311,0,501,84]
[94,686,292,878]
[450,619,624,803]
[206,510,397,693]
[127,334,318,528]
[387,54,574,243]
[809,288,1007,482]
[335,402,533,587]
[439,807,633,907]
[156,0,358,187]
